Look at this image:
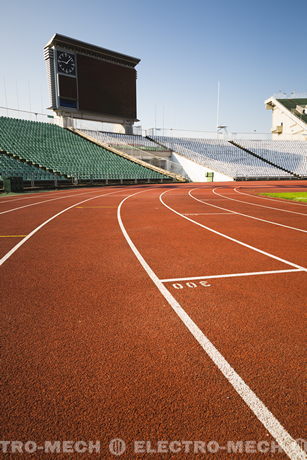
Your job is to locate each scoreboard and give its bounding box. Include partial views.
[44,34,140,124]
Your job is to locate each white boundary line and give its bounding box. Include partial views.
[0,189,101,215]
[160,190,307,272]
[160,268,303,283]
[212,188,307,216]
[0,192,51,204]
[117,189,305,460]
[189,189,307,233]
[0,188,84,205]
[0,190,60,203]
[184,212,231,216]
[235,187,307,207]
[0,189,121,266]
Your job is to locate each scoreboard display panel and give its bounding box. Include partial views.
[44,34,140,123]
[77,54,137,119]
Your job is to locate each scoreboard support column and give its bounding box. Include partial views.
[123,121,134,134]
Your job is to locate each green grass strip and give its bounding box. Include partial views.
[260,192,307,202]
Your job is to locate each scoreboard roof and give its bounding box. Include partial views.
[45,33,140,68]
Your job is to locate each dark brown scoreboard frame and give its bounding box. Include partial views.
[44,34,140,124]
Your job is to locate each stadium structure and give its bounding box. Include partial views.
[0,34,306,191]
[265,97,307,140]
[1,34,306,459]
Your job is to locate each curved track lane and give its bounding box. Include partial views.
[1,181,306,459]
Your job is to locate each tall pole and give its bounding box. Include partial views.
[216,80,220,138]
[40,87,43,114]
[162,106,165,136]
[154,104,157,135]
[16,81,20,110]
[28,80,31,113]
[3,78,8,115]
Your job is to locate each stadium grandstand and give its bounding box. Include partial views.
[77,129,188,179]
[0,117,179,187]
[233,140,307,178]
[1,114,307,191]
[149,136,302,181]
[80,130,163,151]
[0,150,66,184]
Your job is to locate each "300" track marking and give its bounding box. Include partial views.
[171,280,211,289]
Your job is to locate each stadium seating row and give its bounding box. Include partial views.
[83,130,166,151]
[78,131,307,179]
[78,129,188,179]
[234,140,307,177]
[0,117,169,181]
[0,152,66,182]
[1,117,305,183]
[150,136,293,178]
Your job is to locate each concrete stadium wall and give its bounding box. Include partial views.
[171,153,233,182]
[271,107,307,140]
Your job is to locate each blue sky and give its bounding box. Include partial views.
[0,0,306,133]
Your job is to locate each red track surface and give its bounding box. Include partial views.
[0,181,306,459]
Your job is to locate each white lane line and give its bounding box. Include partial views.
[0,189,100,215]
[189,189,307,233]
[117,189,305,460]
[0,189,121,266]
[184,212,232,216]
[0,193,49,204]
[160,190,307,272]
[235,187,307,207]
[0,188,84,205]
[160,268,303,283]
[212,188,307,216]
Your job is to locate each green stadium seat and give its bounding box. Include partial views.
[0,117,170,181]
[0,151,66,182]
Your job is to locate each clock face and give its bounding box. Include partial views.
[57,51,76,75]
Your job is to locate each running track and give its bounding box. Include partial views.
[0,181,306,458]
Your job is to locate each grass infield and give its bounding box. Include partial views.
[260,192,307,203]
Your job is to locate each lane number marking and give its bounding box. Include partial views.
[172,280,211,289]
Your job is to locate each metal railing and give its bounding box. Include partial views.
[0,106,55,123]
[0,106,273,141]
[146,127,272,141]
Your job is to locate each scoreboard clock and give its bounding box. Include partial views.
[57,51,76,75]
